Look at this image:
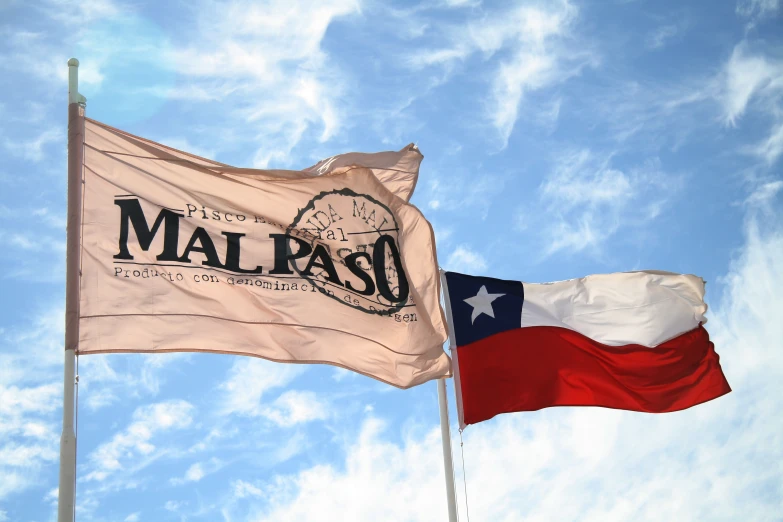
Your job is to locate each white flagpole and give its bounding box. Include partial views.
[59,57,85,522]
[438,378,459,522]
[438,268,459,522]
[440,270,466,430]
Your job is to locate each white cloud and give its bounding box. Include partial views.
[167,0,360,166]
[0,382,60,500]
[85,400,194,482]
[219,358,305,417]
[0,4,115,87]
[0,442,57,468]
[170,458,223,485]
[446,245,487,273]
[438,0,481,7]
[558,39,782,167]
[84,388,118,411]
[751,121,783,165]
[40,0,122,25]
[5,0,360,166]
[745,180,783,209]
[535,150,679,256]
[331,367,353,382]
[737,0,780,16]
[3,128,62,162]
[0,305,67,502]
[184,462,205,482]
[233,479,265,500]
[238,417,447,521]
[720,42,783,127]
[411,1,593,146]
[736,0,780,28]
[77,352,191,411]
[424,173,504,219]
[541,150,634,205]
[188,426,236,454]
[164,500,184,512]
[262,390,329,427]
[645,23,680,50]
[31,207,66,229]
[218,361,326,426]
[0,383,59,419]
[124,513,139,522]
[430,222,454,251]
[716,42,783,169]
[0,305,64,382]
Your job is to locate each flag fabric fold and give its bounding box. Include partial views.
[77,117,449,389]
[304,144,423,202]
[442,270,731,427]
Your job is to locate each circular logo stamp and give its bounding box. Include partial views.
[286,188,410,315]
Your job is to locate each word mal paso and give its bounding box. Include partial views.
[111,196,411,310]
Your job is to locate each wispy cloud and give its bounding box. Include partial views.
[39,0,122,25]
[170,457,224,485]
[166,0,360,166]
[717,41,783,170]
[720,42,783,127]
[425,172,505,219]
[219,358,305,417]
[78,352,191,409]
[532,149,680,257]
[84,400,194,482]
[0,309,62,501]
[555,38,782,168]
[749,122,783,164]
[645,23,681,50]
[261,390,329,427]
[411,1,594,147]
[446,245,488,273]
[0,382,59,500]
[3,128,62,162]
[0,3,113,87]
[231,417,448,521]
[736,0,780,30]
[5,0,361,167]
[744,180,783,209]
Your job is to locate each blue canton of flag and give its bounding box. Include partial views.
[443,272,524,346]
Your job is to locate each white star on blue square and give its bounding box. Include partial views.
[444,271,524,346]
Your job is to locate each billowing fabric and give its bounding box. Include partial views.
[519,270,708,347]
[442,271,730,427]
[304,144,423,202]
[77,117,450,389]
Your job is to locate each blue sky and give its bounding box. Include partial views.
[1,0,782,520]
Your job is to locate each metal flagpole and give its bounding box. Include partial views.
[438,268,460,522]
[440,270,465,430]
[438,378,459,522]
[59,57,85,522]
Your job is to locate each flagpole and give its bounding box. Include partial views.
[438,377,459,522]
[439,270,466,430]
[438,267,459,522]
[59,57,85,522]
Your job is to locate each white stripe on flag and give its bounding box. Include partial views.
[520,270,707,347]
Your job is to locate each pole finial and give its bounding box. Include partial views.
[68,58,86,105]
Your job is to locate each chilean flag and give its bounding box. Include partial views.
[442,270,731,428]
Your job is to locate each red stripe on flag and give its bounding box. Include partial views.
[456,325,730,426]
